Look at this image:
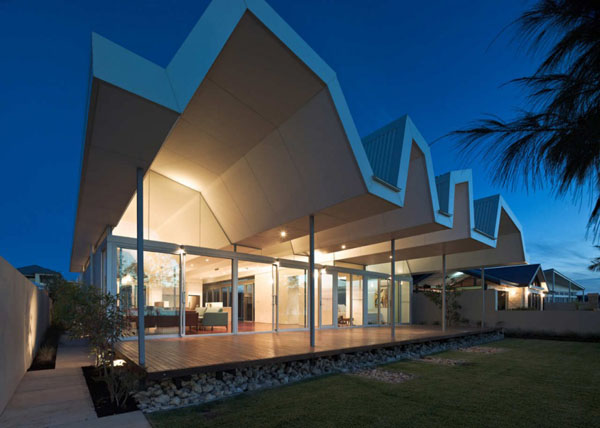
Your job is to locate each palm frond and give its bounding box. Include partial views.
[452,0,600,239]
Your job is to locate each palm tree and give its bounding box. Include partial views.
[589,246,600,271]
[453,0,600,236]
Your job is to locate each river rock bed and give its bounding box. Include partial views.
[353,368,414,384]
[134,331,502,413]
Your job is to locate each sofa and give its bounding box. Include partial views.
[196,306,229,331]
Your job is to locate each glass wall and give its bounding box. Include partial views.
[367,278,378,325]
[113,171,230,249]
[399,280,411,323]
[117,248,180,336]
[320,271,333,327]
[352,275,363,326]
[184,255,232,334]
[239,260,275,332]
[337,273,351,326]
[278,267,307,330]
[367,278,390,325]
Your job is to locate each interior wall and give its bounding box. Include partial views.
[0,257,50,414]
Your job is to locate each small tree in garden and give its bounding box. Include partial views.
[423,277,463,327]
[52,281,137,409]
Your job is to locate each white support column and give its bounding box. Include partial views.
[481,267,485,329]
[442,254,446,332]
[136,167,145,367]
[308,215,315,347]
[179,251,186,336]
[390,239,396,339]
[89,245,94,287]
[569,281,572,302]
[232,258,238,334]
[362,275,368,326]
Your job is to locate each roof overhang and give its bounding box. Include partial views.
[71,0,408,271]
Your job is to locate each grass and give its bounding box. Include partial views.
[147,339,600,428]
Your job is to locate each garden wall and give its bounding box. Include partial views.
[413,289,600,336]
[0,256,50,415]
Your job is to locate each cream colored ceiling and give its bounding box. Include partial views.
[150,13,392,248]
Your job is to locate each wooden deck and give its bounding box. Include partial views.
[116,326,496,379]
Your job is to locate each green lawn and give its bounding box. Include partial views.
[147,339,600,428]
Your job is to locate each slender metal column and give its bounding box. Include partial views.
[136,167,145,367]
[569,280,572,302]
[390,239,396,339]
[481,267,485,329]
[89,245,94,286]
[232,258,238,334]
[552,271,556,303]
[442,254,446,332]
[309,215,315,347]
[179,251,185,336]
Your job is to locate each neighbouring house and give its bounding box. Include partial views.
[543,269,585,303]
[70,0,527,363]
[17,265,62,289]
[415,264,548,310]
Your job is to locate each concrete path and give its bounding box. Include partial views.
[0,337,150,428]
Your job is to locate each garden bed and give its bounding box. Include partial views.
[82,366,139,417]
[28,327,62,371]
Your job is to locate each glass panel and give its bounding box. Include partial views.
[400,280,411,323]
[184,255,232,334]
[379,279,390,325]
[117,248,180,336]
[352,275,363,326]
[320,272,333,327]
[238,260,275,332]
[337,273,351,327]
[278,267,307,330]
[367,278,379,325]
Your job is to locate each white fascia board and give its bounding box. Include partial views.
[499,195,528,262]
[91,33,180,112]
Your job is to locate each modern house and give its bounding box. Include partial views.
[17,265,61,289]
[414,264,547,310]
[71,0,527,369]
[543,269,585,303]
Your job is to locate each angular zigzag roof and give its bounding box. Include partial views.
[71,0,526,271]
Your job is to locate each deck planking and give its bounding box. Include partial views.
[116,326,497,379]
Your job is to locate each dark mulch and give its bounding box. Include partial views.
[28,326,62,371]
[82,366,139,417]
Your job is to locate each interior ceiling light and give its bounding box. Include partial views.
[341,244,346,249]
[280,231,287,238]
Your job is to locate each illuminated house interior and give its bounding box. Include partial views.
[71,0,528,341]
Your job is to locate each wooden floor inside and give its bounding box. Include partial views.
[117,326,496,379]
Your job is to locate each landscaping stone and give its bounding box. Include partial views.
[419,356,467,366]
[133,331,502,413]
[353,368,414,384]
[459,346,506,354]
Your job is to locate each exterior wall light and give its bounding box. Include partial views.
[280,231,287,238]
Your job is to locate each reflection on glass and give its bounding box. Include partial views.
[320,272,333,327]
[352,275,363,326]
[184,255,232,334]
[278,268,307,330]
[367,278,378,325]
[400,280,411,323]
[337,273,351,327]
[117,248,180,336]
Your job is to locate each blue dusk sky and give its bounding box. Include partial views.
[0,0,598,292]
